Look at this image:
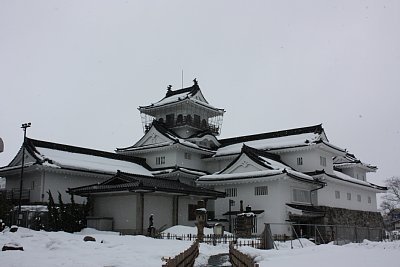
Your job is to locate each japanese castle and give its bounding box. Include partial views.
[1,79,386,235]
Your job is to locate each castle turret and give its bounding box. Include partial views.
[138,79,225,138]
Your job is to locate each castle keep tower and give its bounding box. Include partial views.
[138,79,225,138]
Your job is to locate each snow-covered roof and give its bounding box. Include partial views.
[69,171,224,198]
[307,170,386,191]
[198,145,321,185]
[116,120,215,154]
[215,124,345,157]
[333,153,377,172]
[152,167,208,177]
[138,82,224,113]
[2,138,152,176]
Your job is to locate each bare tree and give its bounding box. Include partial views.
[381,176,400,213]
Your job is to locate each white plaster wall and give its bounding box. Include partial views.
[44,171,104,204]
[176,150,206,170]
[177,196,201,227]
[5,169,101,204]
[280,149,334,174]
[317,180,377,212]
[93,194,137,231]
[213,179,294,235]
[204,157,236,174]
[143,194,173,230]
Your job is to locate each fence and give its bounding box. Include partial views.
[229,243,259,267]
[161,241,199,267]
[158,233,261,248]
[268,223,385,245]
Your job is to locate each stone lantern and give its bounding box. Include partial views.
[236,204,256,238]
[195,200,207,242]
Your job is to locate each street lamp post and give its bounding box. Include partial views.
[17,122,31,226]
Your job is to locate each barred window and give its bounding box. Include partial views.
[297,157,303,165]
[225,188,237,197]
[156,156,165,165]
[320,156,327,167]
[292,188,310,203]
[255,186,268,196]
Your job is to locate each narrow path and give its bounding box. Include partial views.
[206,253,231,267]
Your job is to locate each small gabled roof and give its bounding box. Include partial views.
[152,166,209,177]
[1,138,152,176]
[215,124,345,157]
[138,80,225,113]
[333,153,377,172]
[68,171,224,198]
[116,120,215,154]
[217,145,290,174]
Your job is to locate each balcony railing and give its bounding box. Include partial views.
[6,188,30,202]
[145,118,220,135]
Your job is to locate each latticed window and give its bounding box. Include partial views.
[255,186,268,196]
[297,157,303,165]
[156,156,165,165]
[225,188,237,197]
[292,188,310,203]
[320,156,327,167]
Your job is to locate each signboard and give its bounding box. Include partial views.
[0,138,3,152]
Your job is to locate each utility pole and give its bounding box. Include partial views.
[17,122,31,226]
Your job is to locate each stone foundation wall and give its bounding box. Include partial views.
[317,206,384,228]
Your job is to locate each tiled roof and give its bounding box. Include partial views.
[219,124,325,147]
[306,170,387,191]
[69,171,225,198]
[3,138,153,176]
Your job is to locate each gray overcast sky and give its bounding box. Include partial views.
[1,0,399,186]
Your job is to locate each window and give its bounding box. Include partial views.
[225,188,237,197]
[335,191,340,199]
[292,188,310,203]
[368,196,372,204]
[320,156,326,167]
[188,204,197,221]
[347,193,351,200]
[166,114,174,126]
[176,114,183,125]
[255,186,268,196]
[297,157,303,165]
[357,194,361,202]
[184,152,191,160]
[31,181,35,190]
[156,156,165,165]
[194,114,201,127]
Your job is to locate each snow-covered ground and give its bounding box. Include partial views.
[240,239,400,267]
[0,227,193,267]
[1,226,400,267]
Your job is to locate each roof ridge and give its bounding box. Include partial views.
[165,84,199,98]
[26,138,150,168]
[219,124,324,147]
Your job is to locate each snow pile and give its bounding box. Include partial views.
[237,239,400,267]
[0,227,193,267]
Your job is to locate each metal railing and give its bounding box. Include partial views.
[6,188,30,202]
